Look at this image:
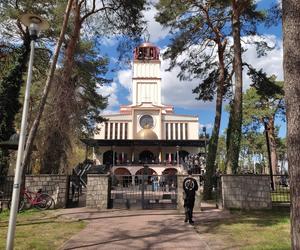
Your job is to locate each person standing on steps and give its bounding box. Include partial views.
[183,169,198,224]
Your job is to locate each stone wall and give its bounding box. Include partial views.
[25,175,68,208]
[177,175,201,211]
[86,174,109,209]
[221,175,272,209]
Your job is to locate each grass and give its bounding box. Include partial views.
[0,209,86,250]
[195,208,291,250]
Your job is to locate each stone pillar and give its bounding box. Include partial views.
[86,174,110,209]
[177,175,201,212]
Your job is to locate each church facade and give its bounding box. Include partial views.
[82,43,205,175]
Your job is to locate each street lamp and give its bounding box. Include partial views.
[202,126,207,161]
[6,14,49,250]
[176,145,180,167]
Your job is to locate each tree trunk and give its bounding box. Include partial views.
[282,1,300,248]
[21,0,74,172]
[226,0,243,174]
[203,42,225,200]
[41,1,82,174]
[267,116,278,175]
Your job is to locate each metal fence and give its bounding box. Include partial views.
[0,175,14,201]
[66,175,82,208]
[271,175,290,205]
[110,174,178,209]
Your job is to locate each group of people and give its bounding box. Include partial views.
[183,154,205,174]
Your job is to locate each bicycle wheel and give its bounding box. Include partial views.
[8,198,26,212]
[34,193,54,210]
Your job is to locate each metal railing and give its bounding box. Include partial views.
[271,175,290,204]
[0,175,14,201]
[110,174,178,209]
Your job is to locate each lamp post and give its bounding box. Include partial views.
[6,14,48,250]
[202,126,207,163]
[176,145,180,167]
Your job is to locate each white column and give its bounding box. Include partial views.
[183,123,186,140]
[122,123,125,139]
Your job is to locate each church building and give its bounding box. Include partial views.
[81,43,205,176]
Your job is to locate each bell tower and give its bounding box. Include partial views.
[132,43,161,105]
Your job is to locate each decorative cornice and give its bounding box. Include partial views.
[133,60,160,64]
[132,77,161,80]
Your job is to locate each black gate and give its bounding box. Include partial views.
[109,174,177,209]
[66,175,82,208]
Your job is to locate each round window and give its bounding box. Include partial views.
[139,115,154,129]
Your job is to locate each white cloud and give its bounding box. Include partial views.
[160,57,214,109]
[117,69,132,102]
[143,5,170,42]
[98,81,120,112]
[242,35,283,89]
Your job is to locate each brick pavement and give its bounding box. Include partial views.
[57,207,231,250]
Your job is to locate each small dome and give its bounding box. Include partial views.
[139,42,156,48]
[136,128,158,140]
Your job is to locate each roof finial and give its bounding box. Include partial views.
[143,29,150,43]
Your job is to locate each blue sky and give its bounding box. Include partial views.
[99,0,285,138]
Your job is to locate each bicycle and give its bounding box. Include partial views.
[8,188,55,212]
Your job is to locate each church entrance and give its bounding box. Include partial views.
[139,150,155,164]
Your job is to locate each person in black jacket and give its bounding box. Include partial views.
[183,169,198,224]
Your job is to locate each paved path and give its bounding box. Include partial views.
[57,207,231,250]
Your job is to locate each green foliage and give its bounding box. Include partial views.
[216,135,226,173]
[242,71,285,174]
[243,71,285,131]
[156,0,232,199]
[225,0,268,174]
[72,40,109,136]
[0,0,59,175]
[0,44,30,175]
[155,0,232,92]
[40,40,109,174]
